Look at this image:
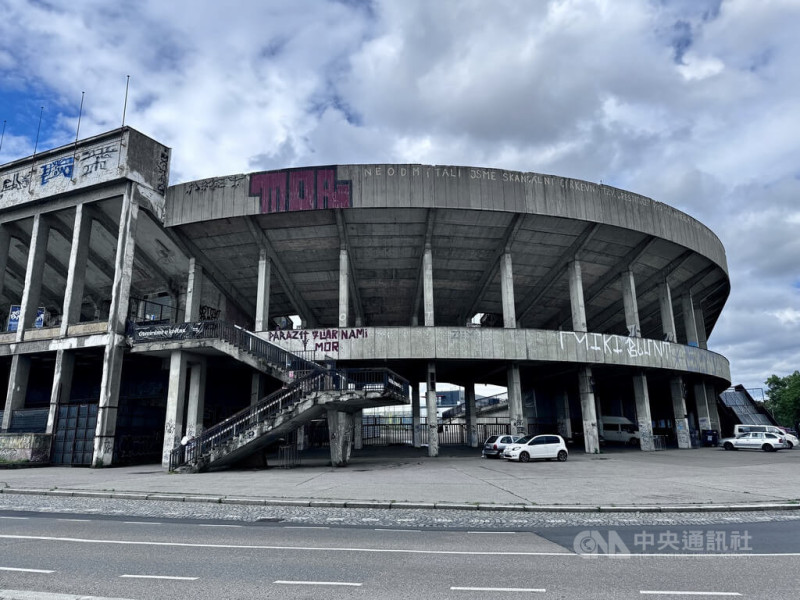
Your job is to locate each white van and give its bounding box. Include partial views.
[601,416,641,445]
[734,424,798,449]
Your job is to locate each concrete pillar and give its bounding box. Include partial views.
[338,247,349,328]
[682,292,699,347]
[632,372,655,451]
[694,381,711,431]
[426,361,439,456]
[0,225,9,304]
[2,354,31,432]
[659,280,677,343]
[185,257,203,322]
[296,425,306,451]
[93,186,138,468]
[507,364,525,436]
[706,381,720,432]
[568,260,587,331]
[465,383,478,447]
[694,307,708,350]
[423,244,434,326]
[670,376,691,449]
[186,358,206,439]
[353,410,363,450]
[17,214,50,341]
[412,383,421,448]
[255,248,271,331]
[161,350,188,468]
[250,372,267,407]
[556,390,572,441]
[60,205,92,336]
[327,409,353,467]
[621,270,640,337]
[500,252,516,328]
[578,366,600,454]
[46,350,75,434]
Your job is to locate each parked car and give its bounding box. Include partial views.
[601,416,641,446]
[481,434,523,458]
[721,431,787,452]
[734,424,798,449]
[503,434,569,462]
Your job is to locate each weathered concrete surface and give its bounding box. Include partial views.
[1,446,798,509]
[0,433,51,464]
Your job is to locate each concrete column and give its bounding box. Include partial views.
[60,205,92,336]
[706,381,720,432]
[327,409,353,466]
[694,307,708,350]
[682,292,699,347]
[2,354,31,432]
[161,350,188,468]
[500,252,516,328]
[578,366,600,454]
[621,270,640,337]
[694,381,711,431]
[185,257,203,322]
[338,247,349,328]
[353,410,363,450]
[296,425,306,451]
[423,244,434,326]
[670,376,691,449]
[17,214,50,341]
[412,384,421,448]
[255,248,271,332]
[507,364,525,436]
[46,350,75,434]
[186,358,206,439]
[568,260,587,332]
[556,390,572,441]
[426,361,439,456]
[93,187,139,468]
[632,372,655,451]
[659,280,677,343]
[0,226,10,304]
[250,372,267,407]
[465,383,478,447]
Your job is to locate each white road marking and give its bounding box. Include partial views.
[640,592,741,597]
[452,586,545,592]
[0,516,28,520]
[198,524,242,528]
[0,591,135,600]
[275,580,362,586]
[467,531,516,534]
[0,567,54,573]
[122,522,161,525]
[284,526,329,529]
[120,574,198,581]
[1,534,796,558]
[58,519,91,522]
[374,528,421,532]
[361,518,380,522]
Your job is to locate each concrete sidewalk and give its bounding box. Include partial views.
[1,445,799,512]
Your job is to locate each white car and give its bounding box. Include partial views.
[503,434,568,462]
[721,431,787,452]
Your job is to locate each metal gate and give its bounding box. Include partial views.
[51,404,97,466]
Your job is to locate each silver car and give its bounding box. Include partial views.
[481,434,523,458]
[721,431,786,452]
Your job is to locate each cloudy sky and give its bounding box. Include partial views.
[0,0,798,394]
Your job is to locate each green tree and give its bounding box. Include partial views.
[764,371,800,427]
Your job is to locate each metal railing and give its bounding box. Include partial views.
[441,391,508,420]
[128,320,320,374]
[169,367,410,471]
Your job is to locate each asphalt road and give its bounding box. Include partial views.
[1,509,798,599]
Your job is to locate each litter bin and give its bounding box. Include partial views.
[701,429,719,447]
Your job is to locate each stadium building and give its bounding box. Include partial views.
[0,127,730,470]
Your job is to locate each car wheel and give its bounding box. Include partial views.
[557,450,568,462]
[519,451,530,463]
[762,444,773,452]
[786,441,793,449]
[723,442,734,451]
[628,438,638,447]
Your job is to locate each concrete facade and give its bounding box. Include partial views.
[0,127,732,468]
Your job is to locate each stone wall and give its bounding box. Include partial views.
[0,433,51,464]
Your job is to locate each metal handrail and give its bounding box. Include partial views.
[170,367,410,471]
[441,391,508,420]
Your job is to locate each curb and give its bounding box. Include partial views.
[1,487,798,513]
